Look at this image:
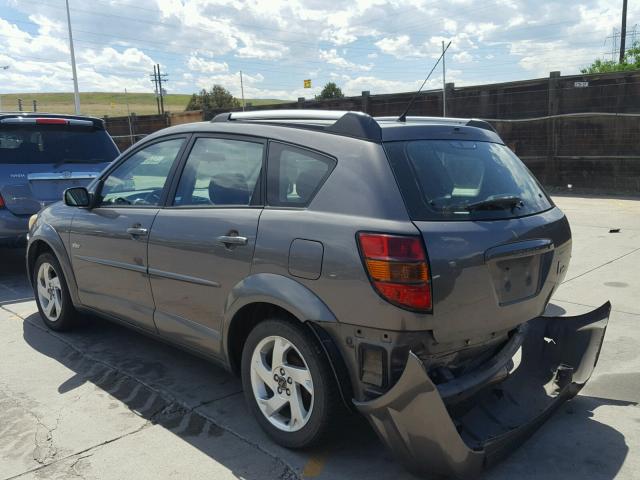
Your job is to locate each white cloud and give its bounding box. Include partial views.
[187,56,228,73]
[0,0,635,102]
[453,51,473,63]
[80,48,155,73]
[319,49,373,71]
[375,35,427,59]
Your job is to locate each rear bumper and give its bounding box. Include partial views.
[0,210,29,246]
[354,302,611,479]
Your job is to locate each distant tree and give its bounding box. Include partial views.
[316,82,344,100]
[186,84,240,111]
[582,42,640,74]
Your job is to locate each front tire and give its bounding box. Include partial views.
[241,318,342,448]
[33,252,78,331]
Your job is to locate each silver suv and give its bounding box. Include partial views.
[26,110,610,478]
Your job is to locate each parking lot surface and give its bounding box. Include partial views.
[1,195,639,480]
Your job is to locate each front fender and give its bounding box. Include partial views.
[27,222,81,307]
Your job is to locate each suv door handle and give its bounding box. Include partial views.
[217,235,248,246]
[127,227,148,236]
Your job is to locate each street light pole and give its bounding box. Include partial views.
[65,0,81,114]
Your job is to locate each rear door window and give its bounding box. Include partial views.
[267,142,335,207]
[173,137,264,207]
[0,125,118,165]
[384,140,552,221]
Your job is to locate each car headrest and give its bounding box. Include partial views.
[209,174,250,205]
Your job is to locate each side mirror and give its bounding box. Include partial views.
[64,187,91,207]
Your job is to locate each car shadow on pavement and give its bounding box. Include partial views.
[18,309,381,479]
[17,306,635,480]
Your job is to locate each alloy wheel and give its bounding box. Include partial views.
[250,335,314,432]
[36,262,63,322]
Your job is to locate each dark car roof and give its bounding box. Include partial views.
[153,110,503,145]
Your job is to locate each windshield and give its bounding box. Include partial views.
[384,140,553,221]
[0,125,119,165]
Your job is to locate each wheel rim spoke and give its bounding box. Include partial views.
[287,366,313,395]
[53,292,62,315]
[259,395,288,417]
[271,337,290,367]
[44,298,55,316]
[37,283,48,299]
[50,277,61,290]
[254,357,274,386]
[288,386,306,428]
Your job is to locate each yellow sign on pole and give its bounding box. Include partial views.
[303,79,312,88]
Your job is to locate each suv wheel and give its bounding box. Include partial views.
[241,318,341,448]
[33,253,78,331]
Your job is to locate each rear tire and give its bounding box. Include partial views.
[33,252,78,331]
[241,318,342,448]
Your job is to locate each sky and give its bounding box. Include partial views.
[0,0,638,100]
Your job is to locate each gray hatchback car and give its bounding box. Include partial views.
[26,110,610,478]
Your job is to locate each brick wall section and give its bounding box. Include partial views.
[105,71,640,194]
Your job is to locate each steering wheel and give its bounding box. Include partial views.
[132,189,162,206]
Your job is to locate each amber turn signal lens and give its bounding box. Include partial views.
[365,259,428,282]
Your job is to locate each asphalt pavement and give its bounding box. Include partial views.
[1,195,639,480]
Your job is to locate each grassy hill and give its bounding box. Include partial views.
[0,92,289,117]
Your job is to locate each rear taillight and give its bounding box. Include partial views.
[0,193,5,209]
[357,232,432,312]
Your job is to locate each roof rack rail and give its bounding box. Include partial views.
[375,115,496,133]
[212,110,383,142]
[210,110,497,141]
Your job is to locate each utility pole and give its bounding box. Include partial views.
[156,64,167,115]
[151,65,160,114]
[620,0,628,63]
[240,71,246,111]
[65,0,81,114]
[125,89,134,146]
[442,40,447,117]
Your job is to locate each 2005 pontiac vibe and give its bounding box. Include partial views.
[26,110,610,478]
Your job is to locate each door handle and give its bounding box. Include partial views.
[217,235,248,246]
[127,227,148,236]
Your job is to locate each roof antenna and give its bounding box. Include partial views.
[398,41,451,122]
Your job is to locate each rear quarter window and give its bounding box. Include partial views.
[267,142,336,207]
[384,140,553,221]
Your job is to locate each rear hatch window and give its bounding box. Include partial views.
[384,140,552,221]
[0,124,118,165]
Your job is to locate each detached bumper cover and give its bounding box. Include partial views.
[354,302,611,478]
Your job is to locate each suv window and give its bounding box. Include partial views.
[384,140,553,221]
[0,125,118,165]
[98,138,184,207]
[174,137,264,207]
[267,142,335,207]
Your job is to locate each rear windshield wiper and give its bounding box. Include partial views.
[465,195,524,212]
